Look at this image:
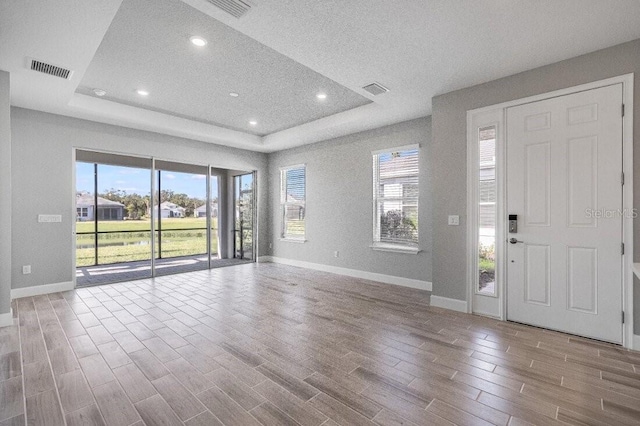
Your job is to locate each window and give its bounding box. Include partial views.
[477,126,496,295]
[372,145,419,252]
[280,165,306,240]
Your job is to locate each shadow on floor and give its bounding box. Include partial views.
[75,255,253,287]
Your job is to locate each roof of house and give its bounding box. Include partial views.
[195,201,218,212]
[76,194,125,207]
[159,201,185,210]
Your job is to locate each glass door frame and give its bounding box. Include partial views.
[232,171,256,261]
[74,149,237,283]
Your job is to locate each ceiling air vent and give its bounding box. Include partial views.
[362,82,389,96]
[29,59,73,80]
[204,0,252,18]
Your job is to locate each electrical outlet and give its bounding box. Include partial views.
[448,215,460,226]
[334,251,339,258]
[269,243,273,249]
[22,265,31,275]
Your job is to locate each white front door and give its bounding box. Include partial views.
[506,84,623,343]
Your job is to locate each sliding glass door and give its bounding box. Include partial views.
[75,159,153,285]
[153,162,209,276]
[75,150,256,286]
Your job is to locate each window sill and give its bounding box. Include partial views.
[279,238,307,244]
[370,243,420,254]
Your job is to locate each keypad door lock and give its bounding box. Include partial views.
[509,214,518,233]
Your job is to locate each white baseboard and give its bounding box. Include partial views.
[11,281,75,299]
[262,256,432,291]
[0,308,13,327]
[430,295,468,313]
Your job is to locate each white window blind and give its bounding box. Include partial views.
[280,165,306,239]
[373,146,419,248]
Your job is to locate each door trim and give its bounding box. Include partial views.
[466,74,634,349]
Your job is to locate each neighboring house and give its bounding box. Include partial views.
[158,201,186,218]
[378,151,418,214]
[155,201,186,219]
[284,195,304,220]
[76,194,125,221]
[195,201,218,218]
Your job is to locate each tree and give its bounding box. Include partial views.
[380,209,417,241]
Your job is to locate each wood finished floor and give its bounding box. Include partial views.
[1,263,640,426]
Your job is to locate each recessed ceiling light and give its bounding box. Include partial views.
[190,36,208,47]
[316,92,327,100]
[229,92,239,97]
[136,89,149,96]
[93,88,107,97]
[249,120,257,126]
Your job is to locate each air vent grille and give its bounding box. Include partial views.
[204,0,251,18]
[30,59,73,80]
[362,82,389,96]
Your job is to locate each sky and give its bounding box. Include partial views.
[76,162,216,199]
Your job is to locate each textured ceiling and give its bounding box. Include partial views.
[3,1,640,151]
[76,0,371,136]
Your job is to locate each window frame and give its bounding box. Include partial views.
[280,164,307,242]
[371,144,420,254]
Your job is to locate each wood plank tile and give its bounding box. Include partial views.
[97,340,131,369]
[113,362,158,403]
[68,334,99,359]
[164,357,215,394]
[60,319,86,338]
[476,392,560,425]
[134,394,183,426]
[250,401,299,426]
[206,367,265,410]
[175,345,221,374]
[78,353,115,388]
[129,348,170,381]
[426,399,499,426]
[93,380,141,425]
[112,330,145,354]
[253,379,328,426]
[20,334,47,364]
[220,341,266,367]
[56,369,94,413]
[23,361,55,397]
[184,410,224,426]
[8,264,640,426]
[0,352,21,381]
[0,376,24,422]
[26,388,64,425]
[304,372,382,418]
[142,336,180,362]
[0,415,25,426]
[65,404,105,426]
[151,374,207,421]
[196,386,262,426]
[49,345,81,377]
[257,362,319,401]
[360,383,453,426]
[308,392,376,426]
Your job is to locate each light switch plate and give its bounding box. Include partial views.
[448,215,460,226]
[38,214,62,223]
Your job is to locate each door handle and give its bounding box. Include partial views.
[509,238,524,244]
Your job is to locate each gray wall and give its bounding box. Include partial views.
[10,108,269,289]
[430,39,640,333]
[268,117,432,283]
[0,71,10,316]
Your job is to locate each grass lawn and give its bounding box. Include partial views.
[76,217,218,266]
